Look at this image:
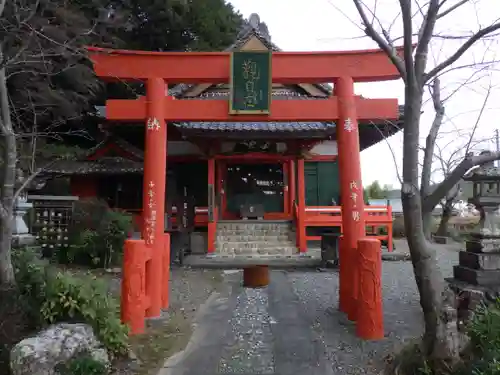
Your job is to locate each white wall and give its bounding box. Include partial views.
[309,140,338,156]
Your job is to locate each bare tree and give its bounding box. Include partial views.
[0,44,17,288]
[352,0,500,366]
[0,0,105,288]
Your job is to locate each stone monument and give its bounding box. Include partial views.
[447,156,500,327]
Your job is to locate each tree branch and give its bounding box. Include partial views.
[414,0,440,79]
[0,0,6,20]
[424,21,500,82]
[422,152,500,213]
[464,81,492,154]
[437,0,469,19]
[353,0,408,82]
[372,121,404,184]
[421,78,444,199]
[398,0,415,85]
[12,160,57,204]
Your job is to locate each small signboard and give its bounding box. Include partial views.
[229,51,272,114]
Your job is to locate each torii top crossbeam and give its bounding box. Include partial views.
[87,46,402,83]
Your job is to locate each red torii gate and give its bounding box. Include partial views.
[88,46,401,338]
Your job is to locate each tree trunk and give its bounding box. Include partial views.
[0,215,14,285]
[0,61,17,287]
[401,86,459,364]
[422,211,434,241]
[436,201,453,237]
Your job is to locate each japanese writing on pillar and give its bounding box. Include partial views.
[145,181,157,245]
[147,117,160,131]
[350,180,361,222]
[344,117,357,133]
[242,59,262,108]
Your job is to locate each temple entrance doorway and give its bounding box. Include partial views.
[223,162,285,219]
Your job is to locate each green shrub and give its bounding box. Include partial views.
[60,199,133,268]
[71,198,110,231]
[452,298,500,375]
[57,352,108,375]
[469,299,500,356]
[11,247,48,325]
[468,357,500,375]
[12,247,129,356]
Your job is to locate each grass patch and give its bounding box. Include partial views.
[129,311,192,375]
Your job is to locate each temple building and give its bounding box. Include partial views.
[43,14,402,256]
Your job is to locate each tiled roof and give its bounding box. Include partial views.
[46,157,143,175]
[177,122,335,133]
[85,128,145,160]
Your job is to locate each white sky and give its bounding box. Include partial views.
[228,0,500,188]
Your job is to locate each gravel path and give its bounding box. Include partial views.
[288,242,460,374]
[161,242,461,375]
[218,288,275,373]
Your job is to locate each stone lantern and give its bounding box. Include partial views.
[447,155,500,329]
[465,157,500,238]
[12,168,35,247]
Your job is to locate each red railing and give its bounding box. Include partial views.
[127,207,209,232]
[303,205,393,251]
[126,204,393,253]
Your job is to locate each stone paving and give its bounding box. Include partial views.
[159,241,461,375]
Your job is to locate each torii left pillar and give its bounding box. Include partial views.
[143,78,168,317]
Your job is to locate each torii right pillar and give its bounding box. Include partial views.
[335,76,367,321]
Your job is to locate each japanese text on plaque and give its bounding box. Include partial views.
[242,59,262,108]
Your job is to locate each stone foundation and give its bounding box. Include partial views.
[447,279,500,330]
[447,233,500,330]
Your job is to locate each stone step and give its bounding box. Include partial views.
[215,247,297,256]
[453,265,500,286]
[216,234,293,242]
[459,251,500,270]
[184,254,321,269]
[216,241,297,251]
[216,222,292,232]
[466,238,500,253]
[217,229,293,237]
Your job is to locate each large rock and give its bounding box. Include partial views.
[10,323,110,375]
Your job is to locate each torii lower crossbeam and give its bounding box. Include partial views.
[105,96,399,122]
